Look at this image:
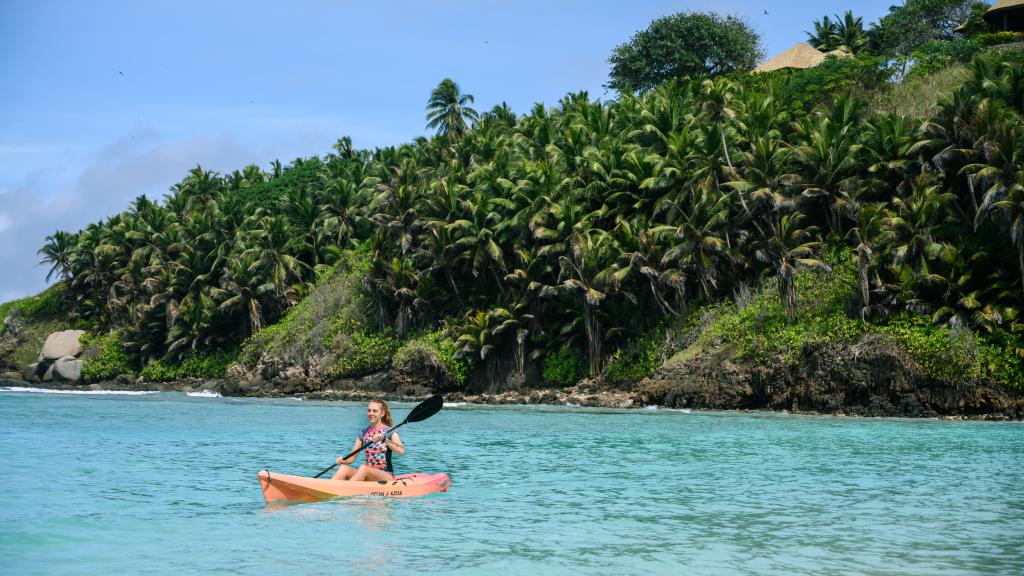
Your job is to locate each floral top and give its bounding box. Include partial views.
[359,424,393,472]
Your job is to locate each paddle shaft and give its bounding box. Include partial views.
[313,418,408,479]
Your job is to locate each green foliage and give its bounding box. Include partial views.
[975,32,1024,47]
[542,347,584,387]
[239,246,375,374]
[0,284,64,332]
[329,323,402,378]
[878,318,1022,388]
[140,349,236,382]
[230,158,324,210]
[865,63,970,117]
[909,39,983,77]
[773,55,890,111]
[603,330,665,383]
[871,0,983,58]
[393,328,472,384]
[702,256,866,366]
[607,11,764,93]
[81,331,135,383]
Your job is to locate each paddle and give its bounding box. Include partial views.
[313,394,444,479]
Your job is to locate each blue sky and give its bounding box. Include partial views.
[0,0,899,301]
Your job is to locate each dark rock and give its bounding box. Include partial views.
[638,336,1020,418]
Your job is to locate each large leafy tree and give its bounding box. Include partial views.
[607,11,764,94]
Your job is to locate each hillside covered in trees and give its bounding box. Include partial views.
[3,1,1023,415]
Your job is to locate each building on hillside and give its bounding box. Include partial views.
[985,0,1024,32]
[753,42,851,73]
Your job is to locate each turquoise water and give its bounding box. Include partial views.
[1,390,1022,575]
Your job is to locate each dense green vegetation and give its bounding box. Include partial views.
[12,4,1023,391]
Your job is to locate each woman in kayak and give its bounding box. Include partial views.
[332,399,405,482]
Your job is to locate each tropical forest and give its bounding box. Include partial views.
[3,0,1023,417]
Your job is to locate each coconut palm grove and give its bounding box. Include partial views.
[3,1,1024,413]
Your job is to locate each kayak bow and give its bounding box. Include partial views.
[258,470,451,502]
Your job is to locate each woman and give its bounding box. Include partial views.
[331,399,405,482]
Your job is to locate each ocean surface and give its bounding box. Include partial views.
[1,388,1022,575]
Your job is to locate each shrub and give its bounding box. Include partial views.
[140,348,236,382]
[701,253,866,366]
[772,55,891,111]
[975,32,1024,47]
[81,330,135,383]
[909,39,983,77]
[877,317,1023,388]
[393,329,471,384]
[238,246,373,372]
[328,323,402,378]
[542,347,584,387]
[604,332,664,383]
[0,283,64,332]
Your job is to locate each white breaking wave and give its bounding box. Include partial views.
[187,390,222,398]
[0,387,158,396]
[645,405,658,410]
[443,402,466,408]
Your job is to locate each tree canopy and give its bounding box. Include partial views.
[868,0,988,57]
[606,12,764,94]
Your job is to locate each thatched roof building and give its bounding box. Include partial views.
[986,0,1024,32]
[753,43,850,73]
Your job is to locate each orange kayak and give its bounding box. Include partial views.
[257,470,451,503]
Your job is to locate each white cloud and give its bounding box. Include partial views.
[0,130,272,301]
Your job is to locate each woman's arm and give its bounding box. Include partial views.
[383,431,404,456]
[337,438,362,465]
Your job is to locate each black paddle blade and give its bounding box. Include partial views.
[405,394,443,423]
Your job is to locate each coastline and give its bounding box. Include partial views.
[3,376,1019,421]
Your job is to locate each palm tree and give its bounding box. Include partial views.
[807,15,839,51]
[38,231,77,283]
[758,213,831,319]
[543,228,619,377]
[426,79,479,142]
[832,11,867,55]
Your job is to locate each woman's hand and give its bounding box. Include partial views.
[336,455,354,465]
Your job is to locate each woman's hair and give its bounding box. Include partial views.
[370,399,393,427]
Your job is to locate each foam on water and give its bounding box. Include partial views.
[0,386,158,396]
[187,390,222,398]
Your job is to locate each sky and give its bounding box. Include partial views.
[0,0,900,301]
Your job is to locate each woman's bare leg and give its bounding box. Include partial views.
[331,465,356,480]
[349,464,393,482]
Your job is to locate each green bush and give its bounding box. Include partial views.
[877,318,1022,388]
[542,347,584,387]
[975,32,1024,47]
[81,331,135,383]
[393,328,472,384]
[701,253,865,366]
[0,284,64,332]
[329,323,402,378]
[604,332,663,383]
[772,55,890,111]
[238,246,375,371]
[909,39,984,77]
[140,348,236,382]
